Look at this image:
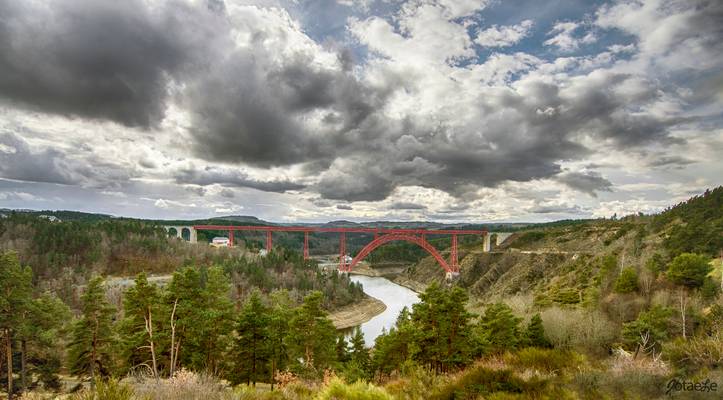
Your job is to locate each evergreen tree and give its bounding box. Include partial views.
[68,276,116,385]
[371,309,414,378]
[614,267,640,293]
[0,252,33,400]
[287,291,337,376]
[335,335,350,364]
[349,328,368,368]
[267,290,292,389]
[622,305,673,353]
[478,303,521,353]
[17,293,71,392]
[524,314,551,348]
[232,291,270,386]
[344,328,370,381]
[166,266,234,374]
[411,284,475,373]
[119,273,163,377]
[667,253,713,288]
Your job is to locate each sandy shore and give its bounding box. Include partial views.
[328,295,387,329]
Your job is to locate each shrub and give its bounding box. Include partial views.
[700,277,721,301]
[316,378,392,400]
[621,305,673,352]
[505,348,583,374]
[523,314,551,348]
[665,334,723,373]
[614,267,639,293]
[541,307,618,356]
[571,368,668,399]
[132,369,232,400]
[478,303,522,352]
[70,379,135,400]
[667,253,713,288]
[428,364,554,400]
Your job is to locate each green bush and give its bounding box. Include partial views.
[665,335,723,373]
[316,378,393,400]
[700,277,721,301]
[429,365,552,400]
[667,253,713,288]
[70,379,135,400]
[478,303,522,352]
[523,314,551,348]
[505,348,583,374]
[621,305,673,351]
[614,267,639,293]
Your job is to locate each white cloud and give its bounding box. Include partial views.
[544,21,596,52]
[475,20,533,47]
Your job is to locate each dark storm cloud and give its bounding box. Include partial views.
[1,0,719,209]
[528,203,586,214]
[185,49,397,167]
[0,133,80,185]
[0,132,131,187]
[0,0,221,127]
[174,166,305,193]
[556,171,612,196]
[647,155,694,169]
[389,202,427,210]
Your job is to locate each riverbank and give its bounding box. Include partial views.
[392,275,427,293]
[328,295,387,329]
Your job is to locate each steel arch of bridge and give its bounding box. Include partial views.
[191,225,488,273]
[344,233,453,273]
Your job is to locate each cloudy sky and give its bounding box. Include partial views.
[0,0,721,223]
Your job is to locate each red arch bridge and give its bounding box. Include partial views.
[164,225,509,275]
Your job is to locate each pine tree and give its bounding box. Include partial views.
[166,266,234,373]
[17,293,71,392]
[478,303,521,353]
[524,314,551,348]
[411,284,475,372]
[232,291,270,386]
[287,291,337,376]
[336,335,350,364]
[0,252,33,400]
[267,290,292,389]
[667,253,713,288]
[68,276,116,385]
[119,272,163,377]
[614,267,639,293]
[347,327,370,380]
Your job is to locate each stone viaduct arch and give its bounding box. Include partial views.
[163,225,198,243]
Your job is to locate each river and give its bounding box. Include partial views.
[347,275,420,346]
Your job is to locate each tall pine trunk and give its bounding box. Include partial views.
[5,329,13,400]
[20,339,27,393]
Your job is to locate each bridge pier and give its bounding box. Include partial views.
[266,231,273,253]
[303,231,309,260]
[482,234,491,252]
[339,232,347,272]
[495,233,513,247]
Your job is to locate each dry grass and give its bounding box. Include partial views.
[131,369,234,400]
[541,306,618,356]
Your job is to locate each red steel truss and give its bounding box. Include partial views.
[193,225,487,273]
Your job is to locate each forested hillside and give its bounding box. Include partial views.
[1,189,720,399]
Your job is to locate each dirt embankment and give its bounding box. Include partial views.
[328,295,387,329]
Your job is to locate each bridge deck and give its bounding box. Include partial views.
[192,225,487,235]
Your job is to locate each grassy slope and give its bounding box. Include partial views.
[399,187,723,307]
